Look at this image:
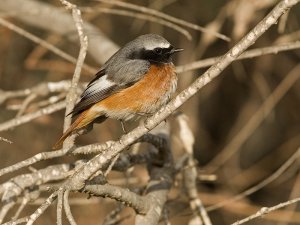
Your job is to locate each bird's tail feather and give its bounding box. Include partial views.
[52,109,98,149]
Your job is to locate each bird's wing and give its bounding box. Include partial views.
[70,60,150,117]
[70,72,120,117]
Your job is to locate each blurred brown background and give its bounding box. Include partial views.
[1,0,300,224]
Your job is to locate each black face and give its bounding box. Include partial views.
[128,45,181,64]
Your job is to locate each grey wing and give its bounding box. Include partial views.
[70,73,120,117]
[106,59,150,84]
[70,59,150,117]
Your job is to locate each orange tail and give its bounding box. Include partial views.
[52,109,98,149]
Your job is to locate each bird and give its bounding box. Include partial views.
[53,34,183,149]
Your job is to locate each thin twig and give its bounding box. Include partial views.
[59,0,88,149]
[102,204,128,225]
[12,197,29,221]
[56,190,63,225]
[0,101,66,132]
[130,0,176,32]
[0,136,154,178]
[0,147,72,177]
[0,137,13,144]
[0,0,119,64]
[5,94,66,120]
[0,80,73,105]
[230,197,300,225]
[207,146,300,211]
[96,0,230,41]
[2,217,29,225]
[176,41,300,73]
[83,7,192,40]
[136,124,174,225]
[0,164,77,203]
[276,171,300,225]
[26,192,58,225]
[84,184,147,214]
[177,114,212,225]
[0,202,15,224]
[63,190,77,225]
[0,17,96,74]
[104,153,120,176]
[205,64,300,172]
[16,94,37,117]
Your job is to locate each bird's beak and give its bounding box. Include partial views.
[171,48,184,54]
[169,48,184,55]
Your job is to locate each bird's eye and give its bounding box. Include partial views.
[154,48,163,54]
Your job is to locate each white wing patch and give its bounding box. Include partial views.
[82,75,116,99]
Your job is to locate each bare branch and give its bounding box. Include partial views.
[0,147,71,177]
[176,40,300,73]
[15,93,37,117]
[206,64,300,172]
[2,217,29,225]
[136,125,174,225]
[63,190,77,225]
[177,114,212,225]
[207,146,300,212]
[0,80,73,105]
[0,0,119,64]
[0,134,160,178]
[97,0,230,41]
[0,202,15,224]
[0,18,96,74]
[26,192,58,225]
[0,163,76,203]
[82,7,192,40]
[59,0,88,149]
[84,183,147,214]
[0,101,66,132]
[56,190,63,225]
[231,197,300,225]
[12,194,31,221]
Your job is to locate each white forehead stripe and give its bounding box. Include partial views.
[144,41,170,50]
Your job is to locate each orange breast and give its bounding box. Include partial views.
[96,64,177,119]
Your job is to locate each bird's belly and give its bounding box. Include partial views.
[94,64,177,120]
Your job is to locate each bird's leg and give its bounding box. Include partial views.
[120,120,127,134]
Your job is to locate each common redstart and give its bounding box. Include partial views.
[53,34,183,149]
